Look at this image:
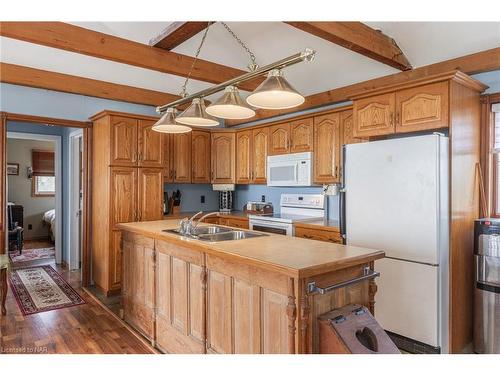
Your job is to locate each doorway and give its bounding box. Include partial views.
[6,132,62,265]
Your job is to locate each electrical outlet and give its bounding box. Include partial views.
[201,195,205,204]
[28,224,32,230]
[261,195,266,202]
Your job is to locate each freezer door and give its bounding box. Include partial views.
[345,135,447,264]
[375,258,440,348]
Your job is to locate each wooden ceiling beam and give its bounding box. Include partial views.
[226,47,500,126]
[0,62,180,107]
[150,22,212,50]
[286,22,412,71]
[0,22,262,92]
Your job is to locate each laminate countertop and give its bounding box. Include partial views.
[117,219,384,278]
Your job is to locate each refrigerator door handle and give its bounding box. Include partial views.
[340,145,347,244]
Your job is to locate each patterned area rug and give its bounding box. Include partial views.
[9,247,55,264]
[9,265,85,315]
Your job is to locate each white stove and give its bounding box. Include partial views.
[248,194,325,236]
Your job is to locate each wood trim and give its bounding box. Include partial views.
[89,110,158,122]
[2,111,91,128]
[484,93,500,217]
[0,62,180,108]
[0,22,262,92]
[82,127,92,287]
[286,22,412,71]
[226,48,500,126]
[150,22,212,50]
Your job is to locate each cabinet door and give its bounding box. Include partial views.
[138,119,163,167]
[155,240,206,354]
[395,81,449,133]
[268,123,290,155]
[191,130,211,184]
[138,168,163,222]
[163,134,173,183]
[211,132,236,183]
[110,116,138,166]
[110,167,137,227]
[290,118,313,153]
[313,112,341,184]
[252,127,268,184]
[341,109,365,146]
[110,230,122,291]
[353,92,395,137]
[173,132,192,183]
[122,232,155,339]
[236,130,252,184]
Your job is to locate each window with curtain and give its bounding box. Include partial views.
[31,149,55,197]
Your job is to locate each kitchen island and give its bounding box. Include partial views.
[117,219,384,354]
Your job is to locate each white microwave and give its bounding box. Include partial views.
[267,152,312,186]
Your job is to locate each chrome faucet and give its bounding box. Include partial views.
[192,212,220,232]
[179,211,219,236]
[179,211,202,235]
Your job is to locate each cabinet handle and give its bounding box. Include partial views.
[389,113,394,126]
[174,170,177,180]
[303,234,313,239]
[395,112,400,125]
[211,171,214,181]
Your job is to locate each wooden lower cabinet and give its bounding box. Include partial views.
[122,232,155,340]
[155,239,206,354]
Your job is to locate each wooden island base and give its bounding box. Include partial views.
[118,220,384,354]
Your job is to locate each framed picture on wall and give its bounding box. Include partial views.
[7,163,19,175]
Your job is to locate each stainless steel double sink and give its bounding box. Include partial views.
[163,225,267,242]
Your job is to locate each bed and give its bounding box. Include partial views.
[43,209,56,242]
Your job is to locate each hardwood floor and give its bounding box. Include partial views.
[0,261,153,354]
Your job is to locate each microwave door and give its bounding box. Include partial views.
[268,162,298,186]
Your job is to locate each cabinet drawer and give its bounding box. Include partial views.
[203,217,220,225]
[225,218,249,229]
[295,227,342,244]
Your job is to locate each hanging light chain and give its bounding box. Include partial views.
[220,22,258,71]
[180,21,212,98]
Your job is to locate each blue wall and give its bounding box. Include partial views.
[164,184,219,213]
[0,83,157,120]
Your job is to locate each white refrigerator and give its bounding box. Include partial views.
[342,134,449,353]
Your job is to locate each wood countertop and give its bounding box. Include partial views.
[117,219,384,278]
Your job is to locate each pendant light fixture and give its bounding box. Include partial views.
[175,98,219,127]
[152,108,191,133]
[246,69,305,110]
[206,86,255,119]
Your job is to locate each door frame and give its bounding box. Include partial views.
[0,112,92,286]
[7,131,63,264]
[68,129,83,270]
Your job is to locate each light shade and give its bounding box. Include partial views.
[152,108,192,133]
[206,86,255,119]
[176,98,219,127]
[246,69,305,110]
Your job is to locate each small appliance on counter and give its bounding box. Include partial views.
[248,193,325,236]
[243,201,273,216]
[213,184,235,213]
[473,218,500,354]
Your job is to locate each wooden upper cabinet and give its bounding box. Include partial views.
[110,167,137,227]
[110,116,138,166]
[191,131,211,184]
[353,92,395,137]
[268,123,290,155]
[341,109,364,146]
[211,132,235,184]
[290,118,313,153]
[395,81,449,133]
[313,112,341,184]
[163,134,173,183]
[173,132,192,183]
[236,130,252,184]
[138,168,163,222]
[252,127,268,184]
[138,119,163,168]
